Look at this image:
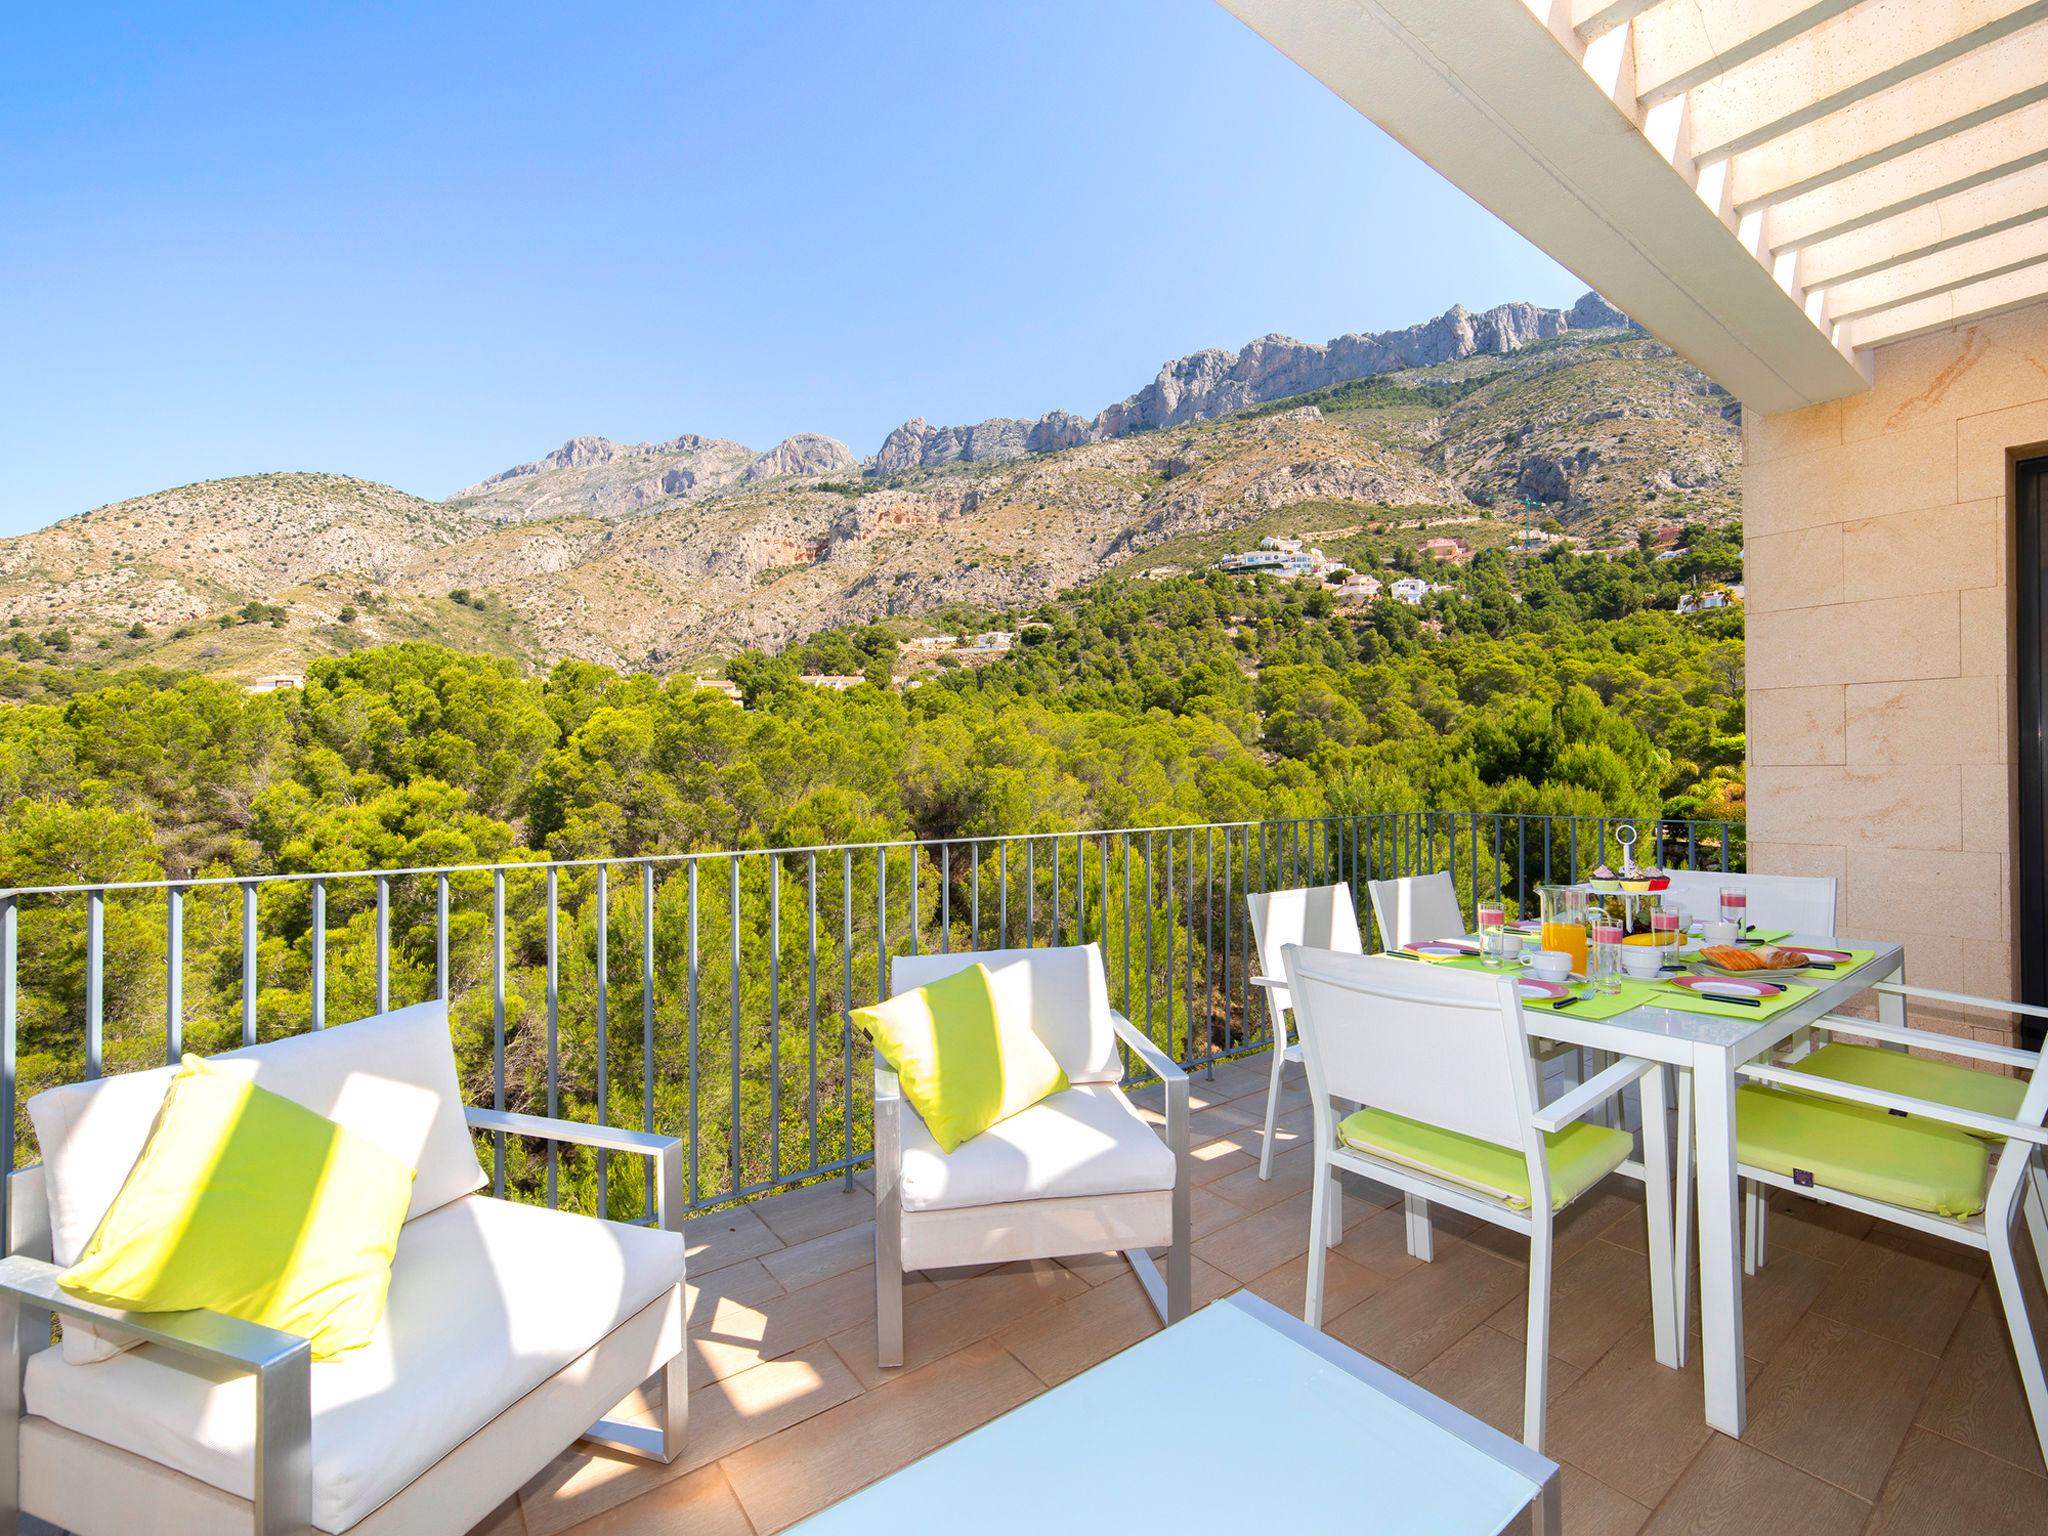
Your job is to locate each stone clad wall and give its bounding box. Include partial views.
[1744,302,2048,1040]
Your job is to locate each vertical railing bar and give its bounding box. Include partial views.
[546,866,559,1209]
[1026,838,1036,947]
[1144,831,1155,1046]
[1075,833,1085,946]
[876,847,888,1003]
[595,862,610,1216]
[970,840,981,948]
[806,851,820,1171]
[239,881,258,1047]
[730,855,743,1205]
[998,841,1009,949]
[491,868,506,1198]
[1,898,14,1237]
[768,854,782,1185]
[939,841,949,953]
[435,873,450,1002]
[85,890,104,1078]
[688,860,701,1209]
[841,849,853,1190]
[310,879,326,1031]
[1222,830,1234,1048]
[1185,829,1197,1072]
[1164,833,1176,1068]
[375,874,391,1014]
[908,846,920,959]
[643,859,657,1220]
[1121,834,1133,1019]
[166,884,184,1064]
[1204,825,1216,1070]
[1052,837,1062,943]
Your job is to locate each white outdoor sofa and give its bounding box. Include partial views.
[0,999,688,1536]
[875,944,1191,1367]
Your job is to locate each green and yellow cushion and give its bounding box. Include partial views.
[1337,1107,1630,1211]
[1736,1083,1988,1218]
[59,1054,415,1359]
[1784,1042,2025,1138]
[854,962,1068,1153]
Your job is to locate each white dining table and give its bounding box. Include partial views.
[1499,934,1905,1437]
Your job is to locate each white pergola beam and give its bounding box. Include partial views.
[1219,0,1869,410]
[1825,219,2048,322]
[1569,0,1663,40]
[1798,159,2048,287]
[1632,0,1861,106]
[1725,24,2048,210]
[1686,0,2048,161]
[1841,256,2048,348]
[1764,97,2048,251]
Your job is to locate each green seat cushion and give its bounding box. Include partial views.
[1336,1107,1631,1211]
[1786,1042,2024,1138]
[1736,1084,1987,1219]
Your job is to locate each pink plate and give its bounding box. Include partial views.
[1788,946,1852,962]
[1408,941,1478,957]
[1517,978,1568,1000]
[1667,975,1784,998]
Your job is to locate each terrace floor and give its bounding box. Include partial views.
[477,1051,2048,1536]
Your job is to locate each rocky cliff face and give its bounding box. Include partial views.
[863,293,1634,474]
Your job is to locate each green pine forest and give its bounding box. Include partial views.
[0,537,1745,1214]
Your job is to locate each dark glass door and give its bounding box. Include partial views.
[2016,455,2048,1048]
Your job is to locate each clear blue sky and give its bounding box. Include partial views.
[1,1,1583,534]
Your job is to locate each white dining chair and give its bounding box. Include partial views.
[1658,870,1836,937]
[1731,984,2048,1466]
[1365,870,1465,952]
[1246,885,1366,1180]
[1282,946,1677,1451]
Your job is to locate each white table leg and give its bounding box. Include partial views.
[1639,1062,1678,1368]
[1673,1066,1693,1367]
[1876,959,1906,1033]
[1693,1052,1746,1436]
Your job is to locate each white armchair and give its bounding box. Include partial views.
[0,1000,687,1536]
[874,944,1190,1368]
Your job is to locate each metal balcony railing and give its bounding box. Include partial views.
[0,811,1742,1230]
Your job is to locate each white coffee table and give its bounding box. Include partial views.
[793,1292,1560,1534]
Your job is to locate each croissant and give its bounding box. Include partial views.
[1699,944,1804,972]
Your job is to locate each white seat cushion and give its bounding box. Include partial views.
[897,1083,1175,1213]
[29,1000,488,1362]
[24,1194,684,1534]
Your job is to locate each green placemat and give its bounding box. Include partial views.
[1653,979,1818,1020]
[1783,946,1877,977]
[1520,978,1663,1021]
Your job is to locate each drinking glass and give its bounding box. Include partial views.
[1478,902,1506,967]
[1590,918,1625,994]
[1650,907,1681,954]
[1719,886,1748,935]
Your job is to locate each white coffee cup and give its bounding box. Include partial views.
[1528,949,1571,983]
[1703,920,1738,945]
[1620,947,1663,980]
[1496,932,1523,963]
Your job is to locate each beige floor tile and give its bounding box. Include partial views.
[1245,1248,1382,1321]
[1866,1427,2048,1535]
[1207,1139,1321,1214]
[692,1263,922,1384]
[829,1259,1089,1389]
[1052,1249,1130,1286]
[1323,1236,1525,1376]
[1194,1185,1356,1283]
[758,1219,874,1292]
[1638,1437,1870,1536]
[1328,1202,1431,1284]
[554,1465,753,1536]
[467,1496,528,1536]
[1917,1308,2048,1476]
[753,1176,875,1247]
[1761,1190,1873,1266]
[1410,1323,1582,1443]
[1188,1136,1260,1186]
[1808,1228,1982,1355]
[721,1339,1041,1533]
[1185,1094,1271,1143]
[1743,1314,1940,1500]
[686,1258,784,1332]
[1547,1318,1715,1507]
[1190,1182,1254,1239]
[685,1205,784,1277]
[1735,1246,1836,1363]
[522,1344,862,1533]
[996,1270,1161,1385]
[1557,1465,1650,1536]
[1485,1235,1652,1370]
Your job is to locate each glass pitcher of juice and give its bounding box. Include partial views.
[1538,884,1590,978]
